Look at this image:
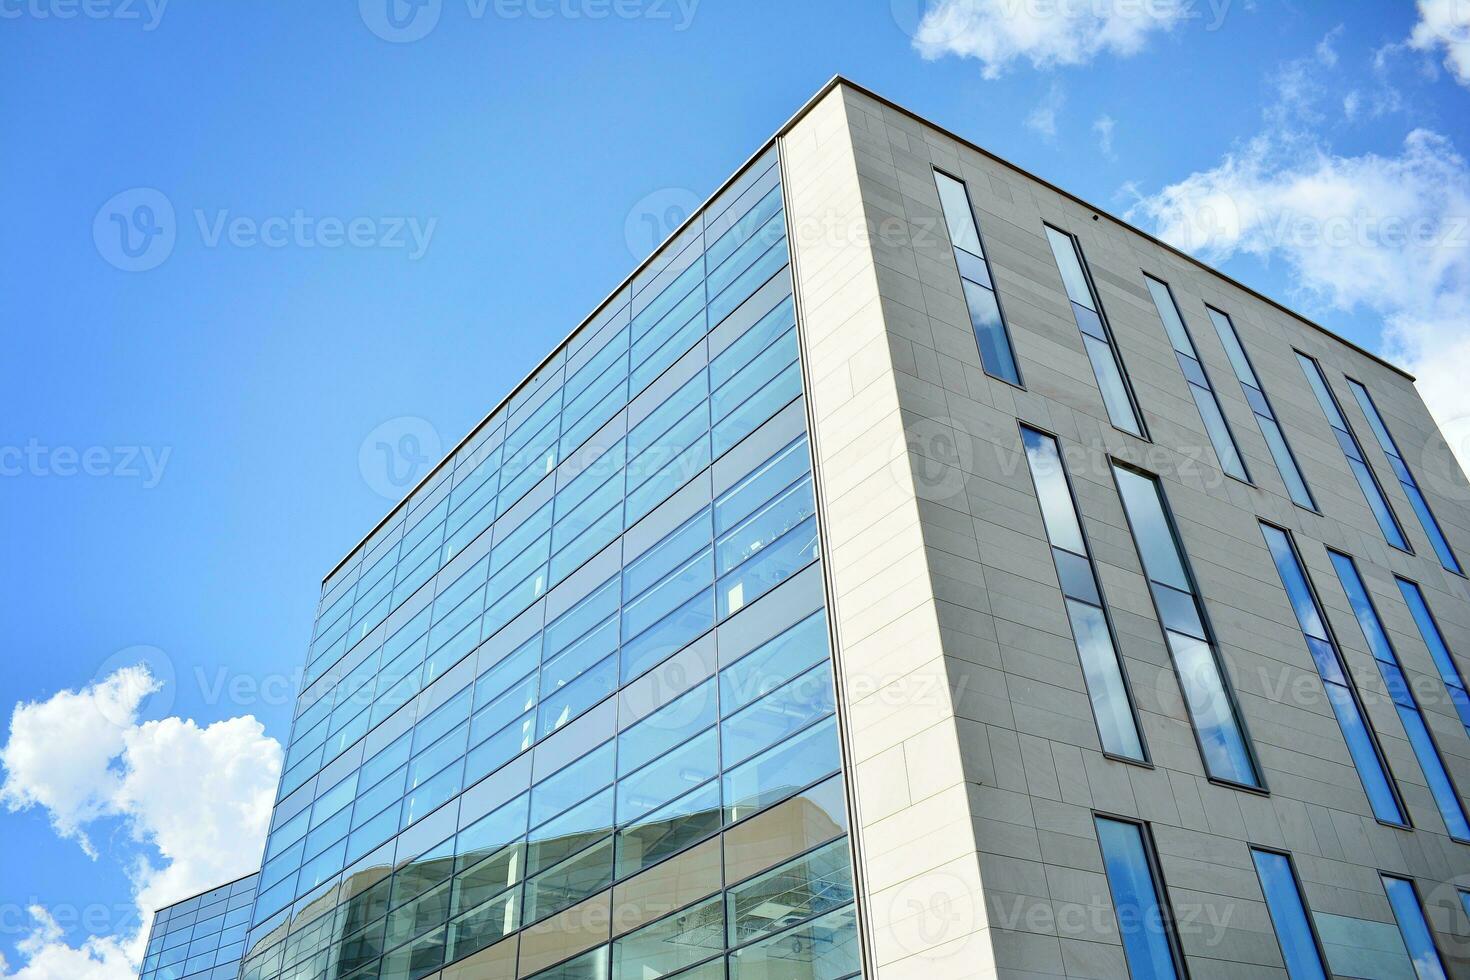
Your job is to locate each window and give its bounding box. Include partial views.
[1020,427,1146,761]
[1045,225,1146,436]
[1381,875,1448,980]
[1111,464,1261,787]
[1144,276,1248,481]
[1397,577,1470,743]
[1250,849,1328,980]
[1330,552,1470,840]
[1094,816,1186,979]
[1297,353,1410,551]
[1206,307,1316,509]
[933,170,1021,385]
[1347,379,1463,573]
[1260,524,1407,826]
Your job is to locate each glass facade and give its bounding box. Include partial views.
[1019,426,1145,761]
[1111,464,1262,787]
[139,875,259,980]
[1260,524,1407,826]
[1397,577,1470,743]
[240,148,861,980]
[1329,551,1470,840]
[1346,378,1463,574]
[931,169,1021,386]
[1206,307,1316,509]
[1297,352,1410,551]
[1043,225,1146,437]
[1250,850,1327,980]
[1093,816,1184,979]
[1143,275,1248,481]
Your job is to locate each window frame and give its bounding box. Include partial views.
[1379,872,1450,980]
[1109,459,1267,793]
[1249,846,1331,980]
[1093,812,1192,979]
[1260,521,1412,830]
[1018,422,1151,766]
[1205,305,1319,513]
[1295,350,1413,554]
[1044,223,1151,441]
[1142,273,1252,486]
[932,167,1025,389]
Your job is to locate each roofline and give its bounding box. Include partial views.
[150,870,259,917]
[322,73,1412,585]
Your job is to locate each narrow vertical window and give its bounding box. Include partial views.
[1020,426,1146,761]
[1297,353,1410,551]
[1347,378,1462,574]
[1206,307,1315,509]
[1111,464,1262,787]
[1144,276,1249,482]
[1094,816,1187,980]
[1381,875,1449,980]
[1250,849,1328,980]
[1331,552,1470,840]
[1397,577,1470,743]
[933,170,1021,385]
[1260,524,1407,826]
[1045,226,1146,436]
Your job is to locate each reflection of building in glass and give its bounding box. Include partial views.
[138,874,258,980]
[161,78,1470,979]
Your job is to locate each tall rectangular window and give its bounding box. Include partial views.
[1045,225,1146,437]
[1347,378,1463,574]
[1331,552,1470,840]
[1094,816,1186,980]
[1297,353,1411,551]
[1144,275,1248,482]
[1381,875,1449,980]
[1111,464,1262,787]
[1020,426,1146,761]
[1260,524,1408,826]
[1206,307,1315,509]
[1397,577,1470,743]
[933,170,1021,385]
[1250,849,1328,980]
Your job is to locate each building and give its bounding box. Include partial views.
[196,78,1470,979]
[138,874,259,980]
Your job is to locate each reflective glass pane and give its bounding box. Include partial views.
[1094,817,1182,980]
[1251,850,1327,980]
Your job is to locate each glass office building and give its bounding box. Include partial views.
[162,79,1470,980]
[139,875,259,980]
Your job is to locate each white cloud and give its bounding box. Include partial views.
[1025,82,1065,139]
[0,667,282,980]
[1127,37,1470,479]
[1093,113,1117,157]
[1408,0,1470,86]
[910,0,1193,78]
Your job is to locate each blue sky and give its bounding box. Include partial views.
[2,1,1468,975]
